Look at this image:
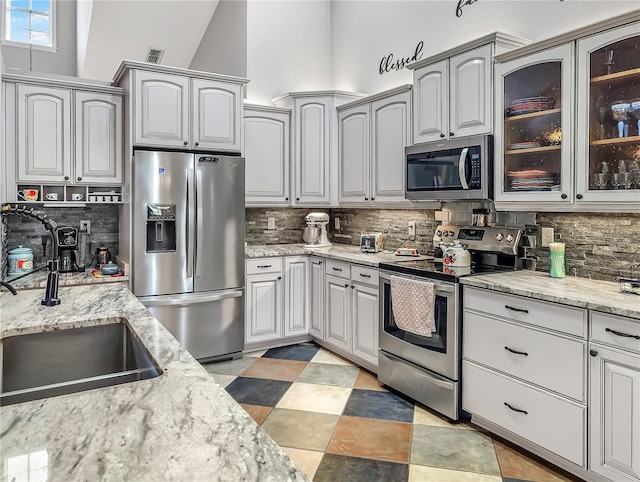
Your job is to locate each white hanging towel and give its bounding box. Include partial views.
[390,276,435,337]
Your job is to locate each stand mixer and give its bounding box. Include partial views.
[303,213,331,248]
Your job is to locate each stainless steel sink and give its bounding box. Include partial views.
[1,321,163,406]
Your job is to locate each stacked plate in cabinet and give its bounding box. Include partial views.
[507,96,555,116]
[508,169,559,191]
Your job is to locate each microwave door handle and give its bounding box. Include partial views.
[458,148,469,190]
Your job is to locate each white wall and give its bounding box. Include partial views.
[330,0,640,95]
[246,0,331,104]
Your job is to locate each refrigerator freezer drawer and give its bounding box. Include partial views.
[140,289,244,362]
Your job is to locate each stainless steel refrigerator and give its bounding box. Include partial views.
[132,150,244,362]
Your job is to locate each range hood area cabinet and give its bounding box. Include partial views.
[493,11,640,212]
[2,74,124,199]
[337,85,414,207]
[113,61,248,153]
[243,104,291,206]
[273,91,366,205]
[407,33,531,145]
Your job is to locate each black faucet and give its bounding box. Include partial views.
[1,204,61,306]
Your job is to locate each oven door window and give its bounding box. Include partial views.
[383,282,447,353]
[406,146,480,192]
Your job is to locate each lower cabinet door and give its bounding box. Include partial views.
[325,275,351,352]
[309,257,325,339]
[284,256,310,337]
[463,360,586,467]
[589,344,640,482]
[245,273,283,344]
[351,282,379,367]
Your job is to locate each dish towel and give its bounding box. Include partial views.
[390,276,435,337]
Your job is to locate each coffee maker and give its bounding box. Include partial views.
[56,226,84,273]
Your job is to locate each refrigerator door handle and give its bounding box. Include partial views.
[186,168,195,279]
[139,289,243,306]
[196,169,204,279]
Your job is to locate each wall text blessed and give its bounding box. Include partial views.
[379,41,424,75]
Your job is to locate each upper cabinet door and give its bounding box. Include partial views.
[17,85,71,182]
[494,43,574,204]
[338,104,370,203]
[192,79,242,152]
[371,90,412,204]
[450,44,492,138]
[74,92,123,184]
[243,108,290,204]
[413,59,448,144]
[576,23,640,205]
[134,71,189,148]
[295,98,331,204]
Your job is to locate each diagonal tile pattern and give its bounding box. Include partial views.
[203,342,584,482]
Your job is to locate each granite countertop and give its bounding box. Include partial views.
[461,270,640,320]
[0,284,307,481]
[246,243,431,267]
[4,269,128,290]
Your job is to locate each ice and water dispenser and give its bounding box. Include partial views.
[146,203,177,252]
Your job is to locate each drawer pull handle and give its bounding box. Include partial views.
[359,273,371,278]
[505,305,529,314]
[505,346,528,356]
[504,402,528,415]
[257,265,272,268]
[605,328,640,340]
[332,267,343,272]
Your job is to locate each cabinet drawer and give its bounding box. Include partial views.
[351,265,379,286]
[464,287,587,337]
[591,311,640,354]
[325,260,350,279]
[463,361,586,467]
[464,312,586,401]
[246,257,283,275]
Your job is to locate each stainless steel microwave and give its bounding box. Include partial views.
[405,135,493,201]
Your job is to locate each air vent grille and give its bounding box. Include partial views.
[146,48,165,64]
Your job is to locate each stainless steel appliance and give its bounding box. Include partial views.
[405,135,493,201]
[132,150,245,362]
[378,224,525,421]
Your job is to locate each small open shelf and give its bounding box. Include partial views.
[505,145,562,155]
[590,68,640,85]
[14,185,123,204]
[590,135,640,146]
[505,108,561,122]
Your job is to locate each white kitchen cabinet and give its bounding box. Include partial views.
[17,84,72,183]
[284,256,310,337]
[115,61,248,152]
[75,91,123,184]
[338,86,412,206]
[412,59,448,143]
[589,311,640,482]
[245,272,283,344]
[243,104,290,205]
[309,257,325,339]
[351,282,379,367]
[325,274,352,352]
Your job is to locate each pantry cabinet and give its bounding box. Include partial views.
[338,86,412,206]
[243,104,291,205]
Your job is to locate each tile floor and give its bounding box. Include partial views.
[203,342,583,482]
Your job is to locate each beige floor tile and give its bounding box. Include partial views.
[409,465,502,482]
[353,370,387,391]
[312,349,352,365]
[239,404,272,425]
[244,349,267,358]
[207,373,236,388]
[413,405,471,429]
[261,408,339,452]
[276,382,352,415]
[280,446,324,480]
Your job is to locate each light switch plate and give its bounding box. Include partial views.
[267,217,276,230]
[335,218,340,230]
[541,227,554,247]
[407,221,416,239]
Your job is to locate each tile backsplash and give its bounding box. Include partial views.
[246,208,311,245]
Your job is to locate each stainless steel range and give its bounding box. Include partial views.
[378,224,526,421]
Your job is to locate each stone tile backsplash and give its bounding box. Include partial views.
[246,208,311,245]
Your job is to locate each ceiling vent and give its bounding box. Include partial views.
[145,48,165,64]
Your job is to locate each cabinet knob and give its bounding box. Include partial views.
[64,176,69,181]
[561,193,568,199]
[351,284,354,289]
[344,283,349,288]
[195,142,199,147]
[576,193,583,200]
[77,177,82,181]
[590,349,598,357]
[319,261,323,265]
[449,132,455,137]
[285,197,289,201]
[277,276,282,281]
[184,141,188,146]
[296,197,300,201]
[364,197,368,201]
[371,197,375,201]
[440,133,445,138]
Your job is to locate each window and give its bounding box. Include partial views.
[2,0,55,50]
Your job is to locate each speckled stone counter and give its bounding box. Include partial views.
[4,269,128,290]
[246,243,431,267]
[0,284,307,482]
[461,270,640,320]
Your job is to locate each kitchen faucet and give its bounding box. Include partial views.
[1,204,61,306]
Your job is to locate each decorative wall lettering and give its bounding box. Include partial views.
[456,0,479,17]
[379,41,424,75]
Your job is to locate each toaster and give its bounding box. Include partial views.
[360,233,383,253]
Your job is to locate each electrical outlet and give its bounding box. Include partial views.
[407,221,416,239]
[267,217,276,230]
[335,218,340,230]
[79,220,91,234]
[541,227,554,247]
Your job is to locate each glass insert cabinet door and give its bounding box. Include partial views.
[494,43,574,203]
[576,23,640,204]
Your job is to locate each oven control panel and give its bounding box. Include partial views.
[433,225,522,255]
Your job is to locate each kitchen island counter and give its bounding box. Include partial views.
[461,270,640,320]
[0,283,306,481]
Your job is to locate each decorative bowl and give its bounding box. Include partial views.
[101,262,120,275]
